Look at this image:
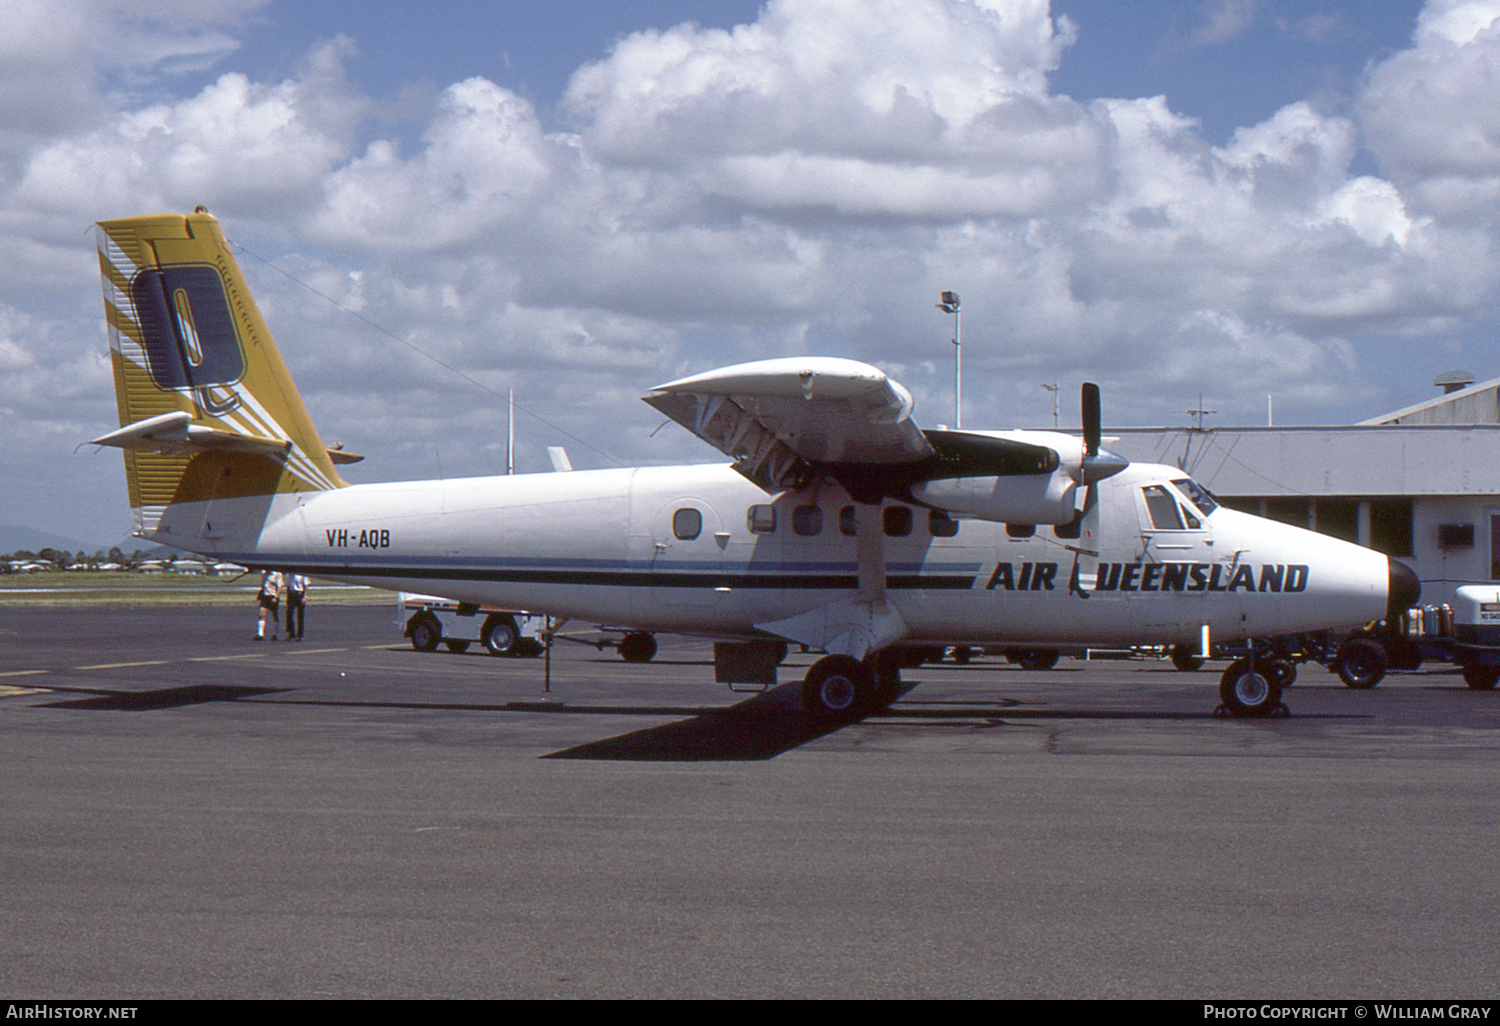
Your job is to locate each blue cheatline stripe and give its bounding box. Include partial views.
[226,556,978,591]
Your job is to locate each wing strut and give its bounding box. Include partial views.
[756,499,908,659]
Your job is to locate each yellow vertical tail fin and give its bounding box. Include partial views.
[92,210,355,541]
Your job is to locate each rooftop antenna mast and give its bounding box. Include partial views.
[1188,393,1216,431]
[1041,382,1059,427]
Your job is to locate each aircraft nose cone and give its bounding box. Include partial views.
[1388,559,1421,623]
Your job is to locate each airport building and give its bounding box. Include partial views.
[1106,372,1500,608]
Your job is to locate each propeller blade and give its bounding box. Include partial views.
[1076,381,1128,488]
[1081,382,1101,457]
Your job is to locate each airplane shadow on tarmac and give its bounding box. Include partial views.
[543,682,851,761]
[41,678,848,760]
[40,678,1358,762]
[539,681,1294,761]
[44,684,290,710]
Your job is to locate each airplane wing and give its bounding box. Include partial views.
[644,357,933,491]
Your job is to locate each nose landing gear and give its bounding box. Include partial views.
[1216,656,1292,718]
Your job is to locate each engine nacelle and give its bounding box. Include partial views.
[909,471,1078,525]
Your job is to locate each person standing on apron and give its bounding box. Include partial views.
[285,572,308,640]
[256,570,282,640]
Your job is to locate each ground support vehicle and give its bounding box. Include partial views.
[397,593,545,657]
[1324,590,1500,690]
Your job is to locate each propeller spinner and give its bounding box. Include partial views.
[1057,383,1129,540]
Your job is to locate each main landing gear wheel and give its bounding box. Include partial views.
[802,655,875,721]
[1170,643,1205,672]
[1010,648,1060,671]
[618,631,657,663]
[1217,657,1288,718]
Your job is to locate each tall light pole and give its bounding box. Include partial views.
[937,291,961,428]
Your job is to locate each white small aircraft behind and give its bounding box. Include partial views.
[89,211,1419,719]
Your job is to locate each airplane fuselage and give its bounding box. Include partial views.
[91,211,1416,719]
[151,458,1391,649]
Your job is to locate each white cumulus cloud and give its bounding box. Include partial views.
[6,0,1500,541]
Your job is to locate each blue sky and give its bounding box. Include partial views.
[214,1,1426,142]
[1052,2,1425,145]
[2,0,1498,544]
[159,1,1431,156]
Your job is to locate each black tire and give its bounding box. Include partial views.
[1336,637,1388,689]
[482,614,519,657]
[1267,658,1297,688]
[1015,648,1059,671]
[408,614,441,653]
[619,631,657,663]
[802,655,874,720]
[444,640,471,654]
[1463,666,1500,690]
[1218,657,1284,717]
[951,645,973,664]
[869,650,904,711]
[1170,643,1205,672]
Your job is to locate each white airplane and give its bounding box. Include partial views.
[89,210,1419,719]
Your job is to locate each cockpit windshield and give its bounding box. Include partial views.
[1171,478,1219,516]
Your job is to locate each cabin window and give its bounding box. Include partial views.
[1143,485,1186,531]
[884,506,913,537]
[672,508,702,541]
[1171,477,1219,516]
[792,504,823,536]
[747,504,777,534]
[929,510,959,537]
[1166,487,1202,529]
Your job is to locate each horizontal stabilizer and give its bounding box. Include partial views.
[325,444,365,465]
[90,411,291,456]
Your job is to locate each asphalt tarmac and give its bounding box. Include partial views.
[4,602,1500,999]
